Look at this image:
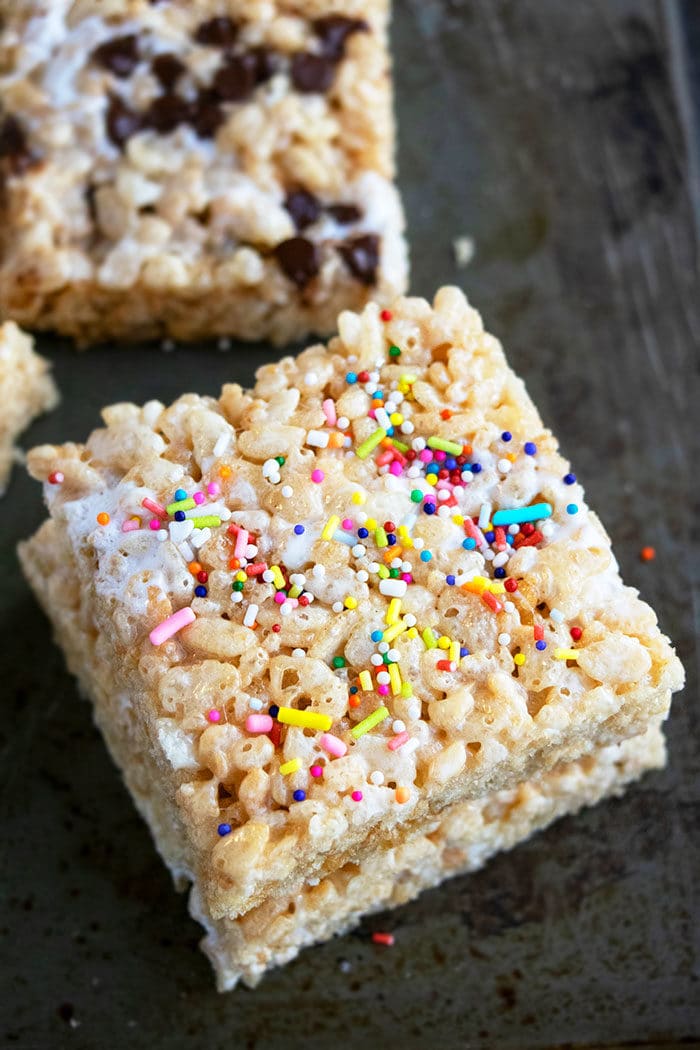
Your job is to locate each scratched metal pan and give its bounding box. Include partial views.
[1,2,697,1047]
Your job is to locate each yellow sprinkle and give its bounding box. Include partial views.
[235,571,247,583]
[388,663,402,695]
[514,653,526,666]
[366,518,377,530]
[506,452,517,462]
[422,627,437,649]
[322,515,341,541]
[350,706,390,740]
[359,670,373,691]
[437,635,450,650]
[406,628,419,639]
[389,412,404,425]
[449,640,460,662]
[462,576,506,595]
[270,565,285,590]
[378,565,390,579]
[426,473,438,486]
[554,648,579,661]
[288,584,302,598]
[280,758,302,775]
[276,707,333,732]
[383,621,408,643]
[401,681,413,698]
[344,596,358,610]
[351,491,366,505]
[386,598,402,625]
[452,514,464,525]
[400,374,417,384]
[375,527,388,548]
[397,525,413,548]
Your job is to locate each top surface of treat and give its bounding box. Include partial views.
[0,0,404,332]
[26,287,683,909]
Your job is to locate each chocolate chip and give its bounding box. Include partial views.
[105,95,141,147]
[249,45,278,84]
[152,52,186,90]
[92,35,140,78]
[338,234,380,285]
[326,203,362,224]
[290,52,336,94]
[145,93,191,134]
[313,16,369,60]
[0,115,34,173]
[212,54,256,102]
[194,17,238,47]
[274,237,321,288]
[284,190,322,231]
[190,90,225,138]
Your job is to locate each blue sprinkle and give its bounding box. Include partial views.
[524,442,537,456]
[174,510,186,522]
[461,464,473,473]
[567,503,579,515]
[174,488,187,501]
[484,530,495,543]
[471,463,482,474]
[494,567,506,579]
[445,457,457,470]
[349,686,358,694]
[420,550,432,562]
[269,704,280,718]
[535,640,547,651]
[446,574,456,586]
[423,503,436,515]
[371,630,383,643]
[387,534,397,546]
[386,426,394,437]
[294,524,305,535]
[460,647,469,658]
[358,527,369,539]
[217,823,231,837]
[346,372,357,384]
[501,431,512,442]
[462,538,477,550]
[564,473,576,485]
[194,585,207,598]
[293,790,306,803]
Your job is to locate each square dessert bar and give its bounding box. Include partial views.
[0,0,406,345]
[20,287,683,967]
[0,321,57,492]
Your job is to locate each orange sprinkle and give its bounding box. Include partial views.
[349,694,362,708]
[462,444,473,457]
[218,465,232,478]
[640,546,656,562]
[228,558,240,570]
[440,409,452,420]
[395,787,410,804]
[96,512,110,526]
[328,431,345,449]
[188,561,202,576]
[383,547,402,563]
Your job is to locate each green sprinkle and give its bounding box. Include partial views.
[166,497,196,515]
[375,527,388,548]
[389,568,400,578]
[355,428,386,460]
[410,489,423,503]
[232,581,244,591]
[390,437,409,452]
[401,681,413,698]
[422,627,437,649]
[350,706,390,740]
[332,656,346,669]
[427,436,463,455]
[388,345,401,357]
[377,565,390,579]
[192,516,221,529]
[275,456,285,466]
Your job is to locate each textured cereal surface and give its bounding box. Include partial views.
[0,0,406,344]
[19,287,684,923]
[0,321,57,491]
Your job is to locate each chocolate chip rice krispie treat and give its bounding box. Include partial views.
[0,321,57,492]
[0,0,406,345]
[19,287,683,984]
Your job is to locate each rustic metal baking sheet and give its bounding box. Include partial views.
[1,1,698,1047]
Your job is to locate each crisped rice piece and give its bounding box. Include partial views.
[0,321,57,492]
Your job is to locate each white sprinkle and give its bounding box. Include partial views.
[156,529,168,541]
[378,642,389,653]
[244,604,258,628]
[280,603,292,616]
[402,738,419,755]
[478,503,492,529]
[304,372,318,385]
[190,527,211,549]
[412,437,427,451]
[484,549,495,561]
[332,601,343,613]
[262,458,279,478]
[231,592,243,604]
[550,608,565,623]
[169,519,194,543]
[387,649,400,662]
[289,573,306,586]
[379,578,408,598]
[508,524,520,535]
[390,557,402,568]
[498,458,512,474]
[357,570,369,583]
[406,464,421,478]
[213,432,230,458]
[498,633,511,646]
[437,490,450,502]
[504,601,516,613]
[337,416,350,430]
[249,697,263,710]
[437,506,451,518]
[384,401,397,414]
[281,485,293,498]
[375,407,391,430]
[352,544,367,558]
[262,570,275,583]
[312,564,326,577]
[292,648,305,658]
[178,541,194,562]
[376,671,391,685]
[493,552,509,568]
[370,654,384,666]
[401,561,412,573]
[541,521,555,537]
[368,562,380,573]
[400,421,415,435]
[370,770,385,786]
[245,544,258,558]
[307,429,329,448]
[392,720,406,733]
[303,592,314,603]
[404,614,417,627]
[413,538,425,550]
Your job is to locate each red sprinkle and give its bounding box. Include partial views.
[570,626,583,641]
[268,722,282,747]
[372,932,395,946]
[482,591,503,613]
[436,659,456,671]
[48,470,64,484]
[534,624,545,641]
[272,624,281,633]
[640,546,656,562]
[504,578,518,593]
[197,570,208,584]
[358,370,370,383]
[380,309,393,322]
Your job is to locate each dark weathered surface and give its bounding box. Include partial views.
[1,2,698,1047]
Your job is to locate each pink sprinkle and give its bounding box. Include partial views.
[376,451,393,467]
[342,518,353,530]
[389,461,403,476]
[434,450,446,462]
[274,592,286,604]
[401,573,413,584]
[193,491,205,505]
[121,519,139,533]
[322,398,337,426]
[377,684,390,696]
[142,497,167,519]
[351,790,363,802]
[234,528,249,559]
[207,709,221,723]
[149,518,161,531]
[311,469,324,484]
[368,409,377,420]
[310,764,324,778]
[246,714,273,733]
[388,730,410,751]
[320,733,347,758]
[207,482,220,496]
[149,606,196,646]
[419,449,432,463]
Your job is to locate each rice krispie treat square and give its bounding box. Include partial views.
[0,321,57,492]
[19,287,683,933]
[0,0,406,345]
